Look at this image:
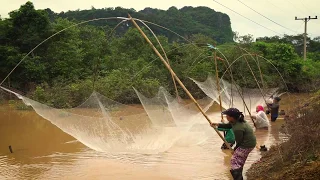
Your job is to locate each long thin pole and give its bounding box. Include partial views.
[128,14,232,150]
[255,55,265,89]
[138,20,180,100]
[243,56,267,102]
[216,56,234,107]
[295,16,318,60]
[304,18,307,60]
[214,49,226,137]
[214,49,224,122]
[217,55,256,127]
[242,55,270,117]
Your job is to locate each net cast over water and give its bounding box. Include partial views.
[134,86,216,145]
[0,86,216,154]
[191,75,282,115]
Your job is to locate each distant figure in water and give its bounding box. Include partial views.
[265,95,273,114]
[251,105,270,129]
[211,108,256,180]
[267,97,281,122]
[267,95,274,105]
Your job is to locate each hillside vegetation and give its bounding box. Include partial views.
[0,2,319,108]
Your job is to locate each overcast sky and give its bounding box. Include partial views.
[1,0,319,39]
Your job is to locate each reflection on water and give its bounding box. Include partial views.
[0,94,303,180]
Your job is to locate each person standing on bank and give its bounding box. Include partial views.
[267,97,281,122]
[211,108,256,180]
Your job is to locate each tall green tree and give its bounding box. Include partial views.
[8,1,50,53]
[44,18,84,81]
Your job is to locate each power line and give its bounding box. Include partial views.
[265,0,289,15]
[237,0,298,34]
[299,0,317,16]
[266,0,281,9]
[294,20,315,37]
[285,0,306,16]
[266,0,304,17]
[297,21,305,33]
[309,20,319,35]
[212,0,281,35]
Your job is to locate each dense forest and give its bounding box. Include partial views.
[0,2,319,107]
[48,5,234,43]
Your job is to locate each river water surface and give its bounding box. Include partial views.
[0,93,307,179]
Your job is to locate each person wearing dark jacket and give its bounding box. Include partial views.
[211,108,256,180]
[267,97,281,122]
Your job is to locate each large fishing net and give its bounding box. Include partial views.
[191,75,282,115]
[0,86,215,154]
[134,86,215,145]
[0,72,284,155]
[134,87,214,127]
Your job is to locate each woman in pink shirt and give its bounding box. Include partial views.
[251,105,270,129]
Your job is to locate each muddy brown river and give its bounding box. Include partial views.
[0,93,308,179]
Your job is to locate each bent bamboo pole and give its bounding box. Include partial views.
[214,49,225,122]
[214,55,257,127]
[128,14,232,151]
[137,20,180,101]
[242,55,270,109]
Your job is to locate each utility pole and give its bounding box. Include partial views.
[295,16,318,60]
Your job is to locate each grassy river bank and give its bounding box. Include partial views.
[247,91,320,180]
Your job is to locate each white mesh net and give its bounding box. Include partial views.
[1,86,215,154]
[134,86,215,145]
[191,75,282,115]
[134,87,214,127]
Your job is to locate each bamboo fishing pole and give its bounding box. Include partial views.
[216,56,234,107]
[215,55,257,127]
[237,47,273,110]
[252,54,274,111]
[213,48,227,137]
[238,72,257,125]
[214,47,225,123]
[128,14,233,151]
[255,54,265,89]
[108,19,180,100]
[135,20,180,102]
[137,20,180,101]
[150,29,180,102]
[252,54,272,111]
[242,55,270,109]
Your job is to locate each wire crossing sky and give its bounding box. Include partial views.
[212,0,282,35]
[236,0,298,34]
[0,0,319,39]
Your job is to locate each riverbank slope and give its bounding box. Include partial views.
[246,91,320,180]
